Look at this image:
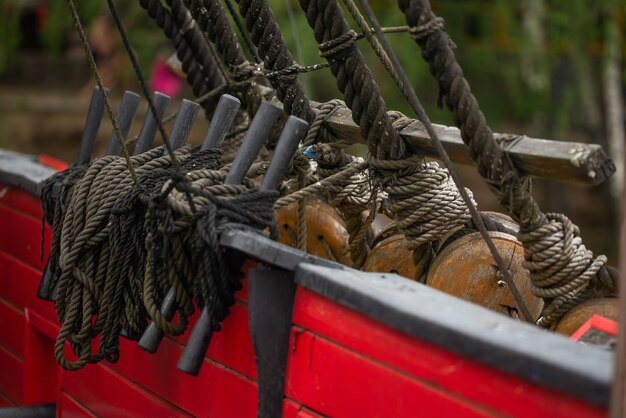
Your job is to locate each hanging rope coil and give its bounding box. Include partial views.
[144,168,278,334]
[41,143,278,370]
[41,146,214,369]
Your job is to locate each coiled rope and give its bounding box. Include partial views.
[42,144,278,369]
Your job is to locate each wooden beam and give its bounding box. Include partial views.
[2,89,613,185]
[320,106,615,186]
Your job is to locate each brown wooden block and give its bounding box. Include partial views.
[554,298,620,336]
[275,199,351,265]
[427,231,543,320]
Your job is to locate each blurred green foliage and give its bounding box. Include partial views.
[0,0,623,138]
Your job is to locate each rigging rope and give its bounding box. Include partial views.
[397,0,616,326]
[65,0,137,184]
[52,0,618,338]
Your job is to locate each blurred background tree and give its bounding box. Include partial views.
[0,0,624,260]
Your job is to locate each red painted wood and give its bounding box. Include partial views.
[0,205,50,270]
[105,337,258,418]
[571,315,618,342]
[25,308,59,340]
[62,364,192,418]
[170,302,256,380]
[0,390,15,407]
[285,328,497,418]
[283,400,325,418]
[59,392,98,418]
[0,344,24,404]
[0,187,45,219]
[292,288,604,418]
[23,309,60,405]
[0,251,56,320]
[0,297,25,357]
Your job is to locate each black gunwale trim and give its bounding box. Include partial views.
[0,150,56,195]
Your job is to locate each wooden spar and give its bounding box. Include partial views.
[1,90,614,185]
[263,93,615,186]
[319,104,615,186]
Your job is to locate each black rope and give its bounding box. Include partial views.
[223,0,261,63]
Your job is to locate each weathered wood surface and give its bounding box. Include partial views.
[427,231,544,321]
[321,105,615,186]
[1,90,614,185]
[363,234,415,279]
[275,199,351,266]
[554,298,619,336]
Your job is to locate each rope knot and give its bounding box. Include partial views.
[408,16,445,41]
[319,30,358,61]
[231,61,265,82]
[371,157,474,250]
[517,213,608,327]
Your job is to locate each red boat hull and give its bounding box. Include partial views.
[0,153,611,417]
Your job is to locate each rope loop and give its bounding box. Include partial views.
[319,29,358,61]
[408,16,454,47]
[43,143,279,370]
[371,156,474,281]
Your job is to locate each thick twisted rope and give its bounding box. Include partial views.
[235,0,315,122]
[147,168,278,334]
[42,143,281,369]
[139,0,223,105]
[374,158,474,281]
[398,0,615,325]
[43,146,202,370]
[184,0,269,116]
[298,0,403,161]
[308,141,372,267]
[518,214,611,326]
[186,0,247,67]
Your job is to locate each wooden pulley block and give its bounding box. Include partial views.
[553,298,619,336]
[275,199,352,265]
[426,231,544,320]
[362,234,415,280]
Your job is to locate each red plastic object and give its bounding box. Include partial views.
[570,315,618,342]
[38,155,68,172]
